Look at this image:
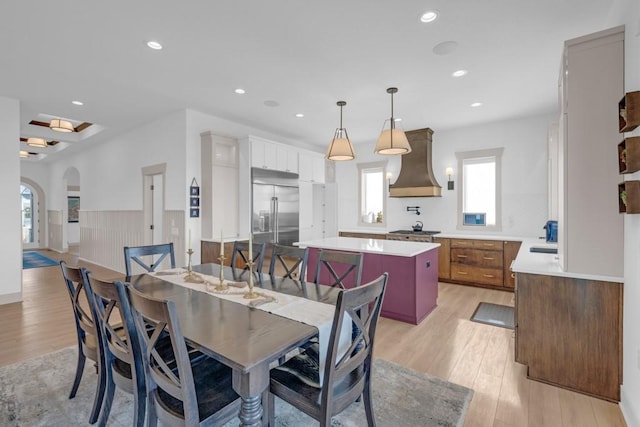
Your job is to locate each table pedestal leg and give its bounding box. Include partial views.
[238,395,263,427]
[232,366,269,427]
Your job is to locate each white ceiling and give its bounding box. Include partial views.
[1,1,617,162]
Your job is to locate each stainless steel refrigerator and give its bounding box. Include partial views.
[251,168,299,246]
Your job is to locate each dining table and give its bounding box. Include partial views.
[127,263,341,427]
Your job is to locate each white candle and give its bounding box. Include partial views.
[220,229,224,257]
[188,229,191,251]
[248,233,253,262]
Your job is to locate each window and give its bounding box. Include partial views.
[456,148,503,231]
[358,162,387,226]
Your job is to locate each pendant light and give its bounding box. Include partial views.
[326,101,356,161]
[26,137,48,148]
[374,87,411,155]
[49,118,74,133]
[19,150,29,158]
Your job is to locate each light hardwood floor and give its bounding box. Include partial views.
[0,250,627,426]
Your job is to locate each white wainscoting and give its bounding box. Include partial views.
[79,210,185,274]
[48,210,63,253]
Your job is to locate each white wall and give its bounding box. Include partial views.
[336,113,552,237]
[0,97,23,304]
[607,0,640,424]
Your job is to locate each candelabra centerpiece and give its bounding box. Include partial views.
[243,260,260,299]
[184,248,204,283]
[213,255,229,291]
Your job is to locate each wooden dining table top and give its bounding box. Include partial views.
[126,263,340,374]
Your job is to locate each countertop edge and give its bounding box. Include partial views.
[296,237,440,257]
[511,239,623,283]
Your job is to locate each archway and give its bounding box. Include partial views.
[20,177,46,249]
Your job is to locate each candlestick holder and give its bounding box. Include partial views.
[184,249,204,283]
[243,260,260,299]
[213,255,229,291]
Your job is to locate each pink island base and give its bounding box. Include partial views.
[306,247,439,325]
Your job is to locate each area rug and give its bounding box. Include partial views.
[22,251,58,269]
[0,347,473,427]
[471,302,515,329]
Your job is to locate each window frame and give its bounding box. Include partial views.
[455,147,504,232]
[357,161,388,227]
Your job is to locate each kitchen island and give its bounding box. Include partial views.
[297,237,440,325]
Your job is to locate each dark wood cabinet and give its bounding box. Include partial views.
[515,272,622,401]
[438,238,522,290]
[201,240,235,265]
[502,241,522,289]
[433,237,450,280]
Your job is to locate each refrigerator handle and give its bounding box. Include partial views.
[272,196,279,243]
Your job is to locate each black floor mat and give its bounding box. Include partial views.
[470,302,515,329]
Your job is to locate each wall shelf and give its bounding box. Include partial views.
[618,91,640,133]
[617,136,640,174]
[618,181,640,213]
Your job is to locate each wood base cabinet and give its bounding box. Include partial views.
[515,272,622,401]
[438,238,521,291]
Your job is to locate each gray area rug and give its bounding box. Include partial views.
[0,347,473,426]
[471,302,515,329]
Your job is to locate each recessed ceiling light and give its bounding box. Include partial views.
[146,41,163,50]
[295,113,305,118]
[471,102,483,107]
[234,88,246,94]
[71,100,84,106]
[420,11,439,23]
[452,70,468,77]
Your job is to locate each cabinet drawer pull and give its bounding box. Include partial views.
[482,243,496,247]
[483,274,495,278]
[456,271,469,275]
[511,273,516,279]
[456,255,468,258]
[483,257,495,260]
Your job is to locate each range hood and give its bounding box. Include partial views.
[390,127,442,197]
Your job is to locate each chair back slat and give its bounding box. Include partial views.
[231,241,266,282]
[127,285,200,425]
[313,250,363,289]
[322,273,387,408]
[124,243,176,277]
[60,261,99,345]
[269,244,309,279]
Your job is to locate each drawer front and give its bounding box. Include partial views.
[451,248,503,268]
[450,263,504,285]
[450,239,503,251]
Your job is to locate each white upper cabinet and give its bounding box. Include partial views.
[250,136,299,173]
[276,144,299,173]
[298,151,325,183]
[250,137,278,170]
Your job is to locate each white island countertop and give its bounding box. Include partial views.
[296,237,439,258]
[511,238,623,283]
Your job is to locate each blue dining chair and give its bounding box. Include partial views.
[124,243,175,277]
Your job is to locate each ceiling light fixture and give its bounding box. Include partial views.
[234,88,246,94]
[71,100,84,106]
[49,119,74,133]
[147,41,163,50]
[420,11,439,23]
[26,137,48,148]
[471,102,483,107]
[374,88,412,155]
[295,113,305,118]
[19,150,29,158]
[326,101,355,161]
[452,70,468,77]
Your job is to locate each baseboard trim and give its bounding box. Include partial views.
[0,291,22,305]
[620,385,638,427]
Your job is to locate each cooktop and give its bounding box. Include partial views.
[388,230,441,235]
